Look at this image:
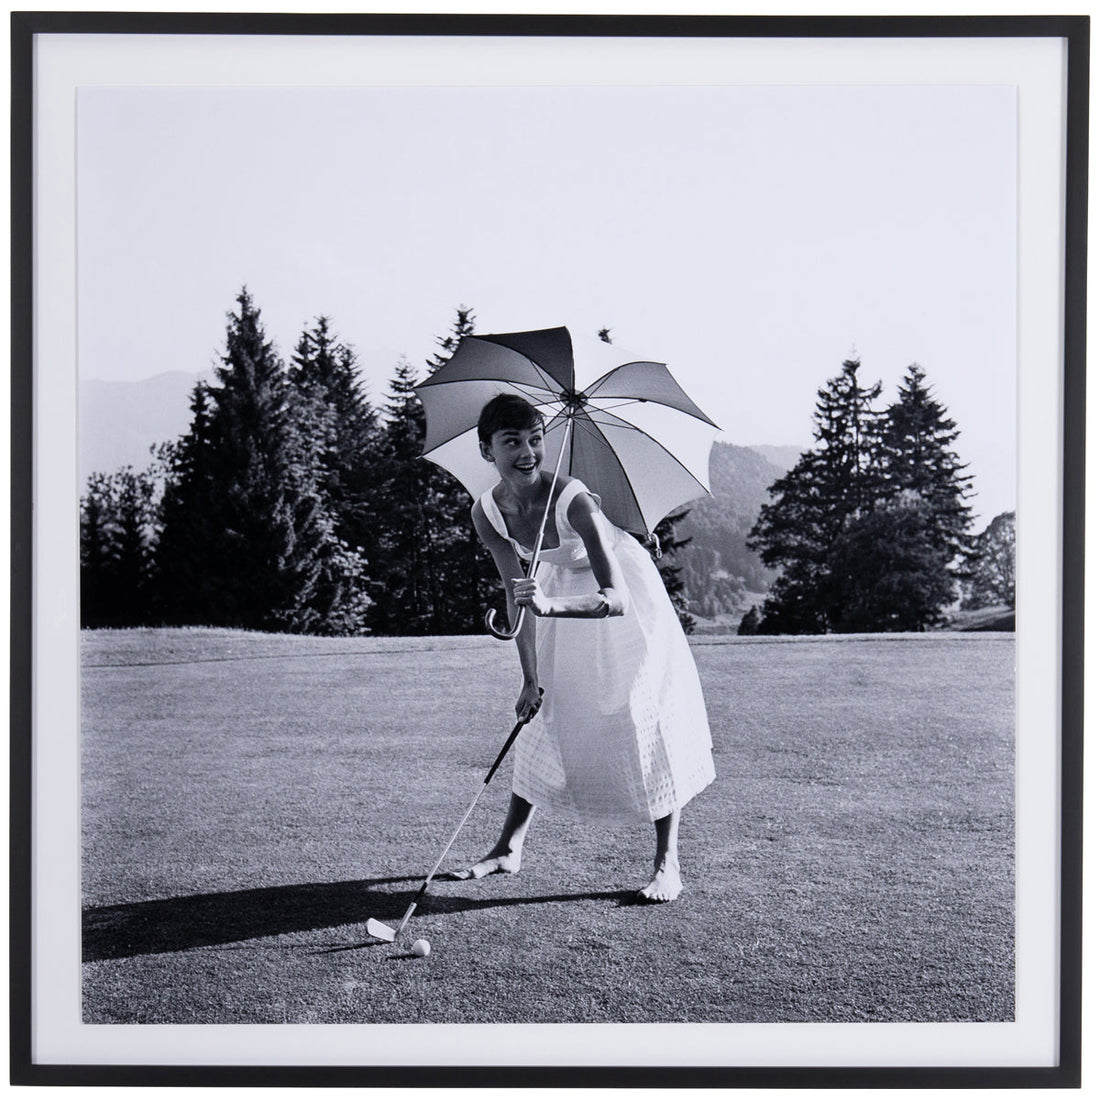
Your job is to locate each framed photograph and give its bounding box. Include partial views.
[10,11,1086,1087]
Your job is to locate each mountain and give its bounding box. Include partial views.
[673,441,795,617]
[80,372,205,485]
[748,444,803,471]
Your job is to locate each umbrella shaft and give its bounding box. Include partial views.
[485,416,573,640]
[524,415,573,579]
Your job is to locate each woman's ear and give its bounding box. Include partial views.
[479,440,494,463]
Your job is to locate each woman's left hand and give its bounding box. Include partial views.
[512,577,553,616]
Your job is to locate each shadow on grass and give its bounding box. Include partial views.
[83,878,633,961]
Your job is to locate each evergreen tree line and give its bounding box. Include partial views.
[80,290,693,636]
[743,356,982,634]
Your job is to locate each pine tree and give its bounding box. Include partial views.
[826,490,957,632]
[367,356,437,634]
[846,362,976,629]
[80,465,158,627]
[812,356,886,522]
[425,306,500,633]
[112,465,157,623]
[156,289,370,633]
[158,289,291,626]
[748,357,884,633]
[155,383,220,621]
[80,472,117,626]
[367,306,501,635]
[284,319,378,634]
[367,307,500,636]
[881,363,974,565]
[290,316,380,553]
[277,403,372,636]
[427,305,476,372]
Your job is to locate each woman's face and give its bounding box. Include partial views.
[481,424,546,485]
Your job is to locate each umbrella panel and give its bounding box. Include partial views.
[419,334,563,391]
[579,399,714,489]
[472,327,575,390]
[585,360,718,426]
[571,413,711,534]
[419,415,572,515]
[417,378,562,453]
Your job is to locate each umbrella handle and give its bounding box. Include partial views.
[486,606,525,640]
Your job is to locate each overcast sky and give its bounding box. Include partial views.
[78,82,1017,521]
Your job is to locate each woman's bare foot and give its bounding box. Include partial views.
[446,846,522,880]
[445,795,534,881]
[637,859,682,902]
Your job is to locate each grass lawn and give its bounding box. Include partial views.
[81,628,1014,1024]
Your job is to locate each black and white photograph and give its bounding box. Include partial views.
[13,13,1085,1085]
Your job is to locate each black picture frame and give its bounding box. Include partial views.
[10,10,1087,1088]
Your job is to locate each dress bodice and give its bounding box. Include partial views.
[480,479,599,569]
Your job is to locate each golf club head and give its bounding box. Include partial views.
[366,918,396,942]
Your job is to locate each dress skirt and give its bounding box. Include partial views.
[510,520,716,826]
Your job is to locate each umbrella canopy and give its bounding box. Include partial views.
[414,326,719,537]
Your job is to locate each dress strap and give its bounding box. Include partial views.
[555,478,599,524]
[479,487,511,544]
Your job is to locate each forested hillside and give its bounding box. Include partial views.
[676,443,784,617]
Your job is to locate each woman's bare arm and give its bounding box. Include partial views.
[472,501,540,704]
[512,491,628,619]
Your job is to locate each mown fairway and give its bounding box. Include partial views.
[82,629,1014,1024]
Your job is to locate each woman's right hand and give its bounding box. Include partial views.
[516,682,543,723]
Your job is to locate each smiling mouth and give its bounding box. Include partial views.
[515,462,538,473]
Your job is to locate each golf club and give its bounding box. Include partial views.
[367,690,543,943]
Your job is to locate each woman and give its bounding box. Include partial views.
[451,393,715,901]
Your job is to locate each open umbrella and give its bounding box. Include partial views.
[413,325,719,638]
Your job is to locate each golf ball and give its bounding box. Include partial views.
[411,939,431,958]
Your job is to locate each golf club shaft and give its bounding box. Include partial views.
[393,704,538,937]
[394,785,487,935]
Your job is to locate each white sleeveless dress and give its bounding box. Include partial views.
[480,478,715,825]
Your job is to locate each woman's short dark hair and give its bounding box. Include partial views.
[478,393,545,446]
